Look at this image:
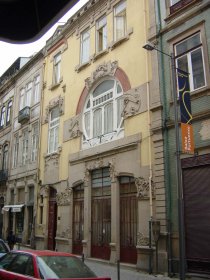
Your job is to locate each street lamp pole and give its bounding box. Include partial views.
[143,43,185,280]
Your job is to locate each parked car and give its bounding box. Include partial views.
[0,249,111,280]
[0,239,10,258]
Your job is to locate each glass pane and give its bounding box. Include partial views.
[115,0,126,15]
[115,16,125,40]
[93,109,102,137]
[177,55,188,73]
[191,48,205,89]
[93,80,114,97]
[84,112,90,138]
[51,107,59,120]
[117,97,124,127]
[175,33,200,56]
[104,103,113,134]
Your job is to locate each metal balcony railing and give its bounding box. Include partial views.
[18,106,30,124]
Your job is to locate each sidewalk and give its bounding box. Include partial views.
[84,258,173,280]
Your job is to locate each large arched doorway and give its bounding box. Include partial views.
[47,187,57,250]
[120,176,137,264]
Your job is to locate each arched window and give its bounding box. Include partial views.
[83,79,124,148]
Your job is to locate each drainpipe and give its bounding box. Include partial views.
[156,1,172,276]
[143,1,153,273]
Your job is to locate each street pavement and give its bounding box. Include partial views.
[84,258,173,280]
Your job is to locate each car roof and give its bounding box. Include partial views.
[12,249,76,257]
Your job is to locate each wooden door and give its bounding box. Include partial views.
[120,177,137,264]
[73,184,84,255]
[48,187,57,250]
[91,197,111,260]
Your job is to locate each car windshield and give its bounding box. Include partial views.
[37,255,96,279]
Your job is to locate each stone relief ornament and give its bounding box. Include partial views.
[85,61,118,90]
[122,87,141,119]
[137,232,149,246]
[69,115,82,139]
[109,159,117,181]
[44,95,64,123]
[135,177,155,199]
[40,185,49,198]
[56,186,73,206]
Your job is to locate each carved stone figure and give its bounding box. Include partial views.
[56,186,73,206]
[135,176,155,199]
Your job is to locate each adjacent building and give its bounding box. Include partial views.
[148,0,210,275]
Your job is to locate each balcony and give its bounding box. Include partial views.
[18,106,30,124]
[170,0,198,14]
[0,169,8,182]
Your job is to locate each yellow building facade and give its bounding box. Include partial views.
[36,0,167,271]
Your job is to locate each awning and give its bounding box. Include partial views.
[2,204,24,213]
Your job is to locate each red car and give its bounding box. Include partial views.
[0,249,111,280]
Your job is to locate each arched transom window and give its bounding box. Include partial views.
[83,79,124,148]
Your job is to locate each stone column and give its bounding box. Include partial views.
[109,161,120,263]
[83,168,91,258]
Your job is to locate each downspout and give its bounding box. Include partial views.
[156,1,172,276]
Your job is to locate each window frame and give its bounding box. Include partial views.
[22,129,29,165]
[96,15,107,53]
[174,32,207,92]
[53,52,61,85]
[31,122,39,162]
[6,100,12,125]
[0,106,6,128]
[80,28,90,64]
[33,75,40,105]
[114,0,127,41]
[48,107,59,154]
[83,79,124,148]
[2,144,8,171]
[13,134,19,168]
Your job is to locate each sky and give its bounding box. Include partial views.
[0,0,88,76]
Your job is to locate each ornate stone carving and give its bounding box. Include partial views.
[44,95,64,123]
[83,168,90,187]
[85,61,118,90]
[44,153,60,171]
[137,232,149,246]
[40,186,49,198]
[199,119,210,140]
[56,186,73,206]
[135,177,155,199]
[69,115,82,139]
[122,87,141,119]
[109,159,117,181]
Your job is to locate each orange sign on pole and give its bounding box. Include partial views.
[181,123,194,154]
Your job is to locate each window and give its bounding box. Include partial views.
[175,32,206,91]
[53,52,61,84]
[13,134,19,168]
[19,82,32,111]
[2,144,8,170]
[33,75,40,104]
[25,82,32,107]
[6,100,12,124]
[0,106,6,127]
[48,107,59,154]
[83,79,124,146]
[96,16,107,52]
[39,195,44,224]
[80,29,90,64]
[114,0,126,41]
[22,129,29,165]
[31,122,39,162]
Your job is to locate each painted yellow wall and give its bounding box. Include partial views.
[39,0,152,181]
